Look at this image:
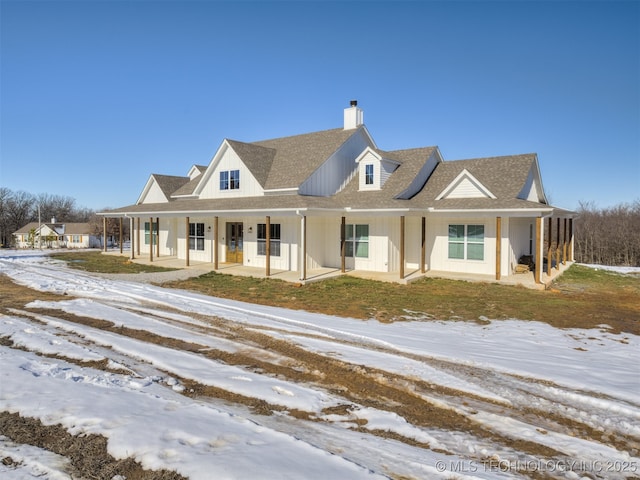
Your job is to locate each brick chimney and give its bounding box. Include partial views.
[343,100,363,130]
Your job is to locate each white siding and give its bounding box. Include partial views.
[380,160,396,186]
[175,217,213,263]
[428,216,495,275]
[245,217,299,271]
[198,146,264,199]
[508,217,534,272]
[447,177,488,198]
[358,152,379,191]
[141,181,168,204]
[395,151,441,199]
[358,155,398,191]
[300,130,372,196]
[518,166,544,202]
[307,217,340,269]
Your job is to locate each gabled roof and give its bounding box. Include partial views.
[13,222,94,235]
[226,140,276,188]
[414,153,545,210]
[435,169,497,200]
[153,174,191,198]
[328,147,438,209]
[104,112,567,217]
[252,127,362,190]
[378,147,438,198]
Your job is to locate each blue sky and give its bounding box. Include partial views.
[1,0,638,211]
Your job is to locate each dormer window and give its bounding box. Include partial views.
[356,148,400,191]
[220,170,240,190]
[365,164,374,185]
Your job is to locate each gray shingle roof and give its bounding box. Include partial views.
[151,174,191,199]
[107,125,566,216]
[413,154,539,209]
[13,222,94,235]
[226,140,276,188]
[251,128,357,190]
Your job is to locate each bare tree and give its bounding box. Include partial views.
[574,199,640,266]
[7,190,36,238]
[0,187,13,246]
[0,188,98,246]
[36,193,77,223]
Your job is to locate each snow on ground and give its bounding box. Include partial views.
[0,250,639,479]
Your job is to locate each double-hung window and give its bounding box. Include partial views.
[144,222,158,245]
[257,223,281,256]
[365,164,374,185]
[345,224,369,258]
[189,222,205,251]
[448,224,484,260]
[220,169,240,190]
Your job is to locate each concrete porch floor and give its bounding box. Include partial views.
[104,249,573,289]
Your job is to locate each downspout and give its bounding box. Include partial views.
[102,217,107,252]
[124,215,134,260]
[296,210,307,282]
[119,217,123,254]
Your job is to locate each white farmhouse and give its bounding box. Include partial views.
[100,102,575,285]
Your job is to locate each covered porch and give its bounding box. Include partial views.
[99,208,575,289]
[103,250,573,290]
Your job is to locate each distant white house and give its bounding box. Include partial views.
[13,220,102,249]
[99,101,575,284]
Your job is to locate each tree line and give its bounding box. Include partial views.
[0,188,125,247]
[2,187,639,267]
[573,200,640,267]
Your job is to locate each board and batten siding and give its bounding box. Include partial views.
[198,145,264,199]
[138,218,178,257]
[306,217,339,269]
[357,153,398,191]
[508,217,534,271]
[428,216,497,275]
[299,130,372,196]
[446,177,491,199]
[245,216,299,272]
[142,181,169,204]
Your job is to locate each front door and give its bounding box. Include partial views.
[225,222,243,263]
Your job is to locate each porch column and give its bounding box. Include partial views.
[265,216,271,277]
[399,216,405,280]
[535,217,542,284]
[136,218,140,256]
[185,217,190,267]
[546,217,552,276]
[556,217,561,270]
[156,217,160,258]
[569,218,574,261]
[495,216,501,280]
[213,216,219,269]
[149,217,153,262]
[562,218,568,265]
[102,217,107,252]
[129,217,135,260]
[300,215,307,281]
[119,217,123,254]
[340,216,346,273]
[421,217,426,274]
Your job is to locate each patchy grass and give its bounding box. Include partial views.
[162,265,640,335]
[48,252,640,334]
[50,251,177,274]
